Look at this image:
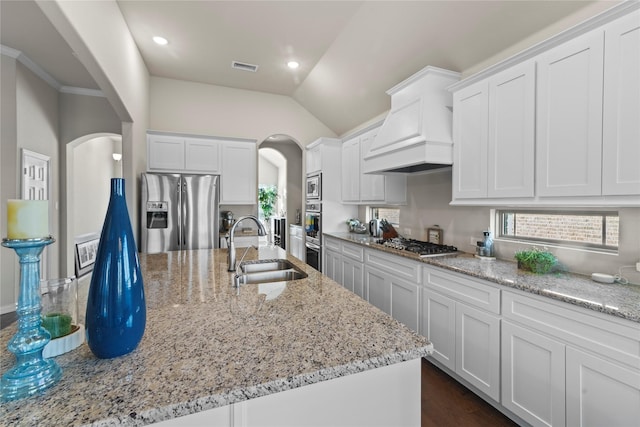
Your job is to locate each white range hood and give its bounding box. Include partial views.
[363,66,460,174]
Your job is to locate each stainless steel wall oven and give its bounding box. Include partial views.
[305,201,321,271]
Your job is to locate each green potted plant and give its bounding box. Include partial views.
[258,186,278,220]
[514,247,558,274]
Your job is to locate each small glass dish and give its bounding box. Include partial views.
[40,276,84,357]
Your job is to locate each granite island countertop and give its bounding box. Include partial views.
[326,232,640,323]
[0,246,431,426]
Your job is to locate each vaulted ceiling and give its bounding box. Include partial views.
[1,1,613,135]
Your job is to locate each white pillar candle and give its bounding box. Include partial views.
[7,200,49,239]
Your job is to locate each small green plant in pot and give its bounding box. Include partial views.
[514,247,558,274]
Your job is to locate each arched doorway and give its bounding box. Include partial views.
[65,133,122,278]
[259,135,303,227]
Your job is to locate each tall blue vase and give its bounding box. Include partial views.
[86,178,146,358]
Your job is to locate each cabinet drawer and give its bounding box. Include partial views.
[364,249,421,283]
[342,242,364,262]
[324,237,341,252]
[503,290,640,369]
[423,266,500,314]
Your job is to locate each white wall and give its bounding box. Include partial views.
[258,156,278,188]
[149,77,336,148]
[0,55,19,313]
[73,136,121,237]
[39,0,150,243]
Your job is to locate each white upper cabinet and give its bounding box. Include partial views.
[450,4,640,206]
[602,10,640,196]
[358,132,386,202]
[341,128,407,205]
[220,140,257,204]
[184,138,221,173]
[452,81,489,199]
[452,62,536,201]
[536,29,605,197]
[148,133,221,173]
[148,134,185,171]
[341,137,361,202]
[488,61,535,198]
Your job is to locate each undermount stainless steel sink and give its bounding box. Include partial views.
[235,259,308,286]
[240,259,299,274]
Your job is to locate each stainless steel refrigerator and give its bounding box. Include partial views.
[141,173,219,253]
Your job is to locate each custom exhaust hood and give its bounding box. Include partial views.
[363,66,460,174]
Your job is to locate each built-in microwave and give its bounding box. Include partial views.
[306,173,321,200]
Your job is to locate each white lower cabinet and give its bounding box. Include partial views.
[342,257,364,299]
[364,249,421,332]
[324,247,342,284]
[566,347,640,427]
[364,267,391,315]
[421,266,501,402]
[288,225,305,261]
[502,290,640,427]
[501,320,566,427]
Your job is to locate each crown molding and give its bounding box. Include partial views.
[1,44,104,97]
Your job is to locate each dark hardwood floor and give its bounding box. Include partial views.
[422,358,519,427]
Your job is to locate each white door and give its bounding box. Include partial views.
[455,303,501,402]
[342,258,364,298]
[364,267,390,315]
[502,321,566,427]
[566,347,640,427]
[452,80,489,199]
[390,278,419,333]
[359,132,385,202]
[341,137,360,202]
[602,10,640,196]
[488,61,535,198]
[22,149,51,279]
[421,289,456,371]
[221,141,257,204]
[536,29,604,197]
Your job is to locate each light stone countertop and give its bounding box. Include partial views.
[0,247,431,426]
[326,232,640,323]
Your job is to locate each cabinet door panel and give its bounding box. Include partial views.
[184,138,220,172]
[453,81,489,199]
[421,290,455,371]
[324,250,342,284]
[365,267,390,315]
[502,321,566,427]
[148,135,185,171]
[221,142,256,204]
[536,30,604,197]
[341,138,361,202]
[456,304,500,402]
[488,61,535,198]
[602,10,640,196]
[390,279,419,333]
[566,347,640,427]
[342,258,364,298]
[359,133,385,202]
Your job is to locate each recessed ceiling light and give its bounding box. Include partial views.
[153,36,168,46]
[287,61,299,69]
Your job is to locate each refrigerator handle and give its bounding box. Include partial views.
[176,180,182,249]
[181,180,188,248]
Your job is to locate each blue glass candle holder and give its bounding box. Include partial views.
[1,237,62,401]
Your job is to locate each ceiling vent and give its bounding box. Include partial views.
[231,61,259,72]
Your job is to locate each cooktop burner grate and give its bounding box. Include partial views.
[375,237,458,257]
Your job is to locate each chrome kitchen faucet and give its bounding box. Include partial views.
[227,215,267,272]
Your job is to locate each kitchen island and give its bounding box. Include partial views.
[0,246,431,426]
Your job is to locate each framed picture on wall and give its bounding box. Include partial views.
[75,232,100,277]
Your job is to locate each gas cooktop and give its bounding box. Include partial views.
[375,237,458,258]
